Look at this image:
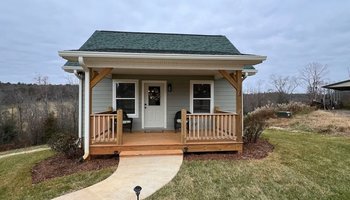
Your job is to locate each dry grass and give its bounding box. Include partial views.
[268,110,350,136]
[148,129,350,199]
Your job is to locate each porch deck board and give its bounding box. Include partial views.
[123,132,181,145]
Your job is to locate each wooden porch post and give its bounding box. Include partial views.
[218,70,243,143]
[116,109,123,145]
[181,109,187,143]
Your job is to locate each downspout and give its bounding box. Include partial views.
[79,56,90,160]
[74,70,84,147]
[241,71,248,139]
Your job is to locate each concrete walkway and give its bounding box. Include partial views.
[0,147,50,159]
[53,154,183,200]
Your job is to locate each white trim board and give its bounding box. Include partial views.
[141,80,167,129]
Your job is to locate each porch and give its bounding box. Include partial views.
[89,109,242,155]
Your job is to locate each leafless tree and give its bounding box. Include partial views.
[243,80,268,113]
[299,63,328,102]
[270,74,299,103]
[34,74,50,118]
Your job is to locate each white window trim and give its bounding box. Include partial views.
[190,80,214,114]
[112,79,139,118]
[141,80,167,129]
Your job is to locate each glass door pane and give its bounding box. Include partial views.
[148,86,161,106]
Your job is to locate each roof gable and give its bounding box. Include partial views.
[77,31,241,55]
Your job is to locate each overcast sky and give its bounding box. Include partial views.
[0,0,349,91]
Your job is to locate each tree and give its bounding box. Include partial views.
[299,63,328,102]
[34,74,50,118]
[270,74,299,103]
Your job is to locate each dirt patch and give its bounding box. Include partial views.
[32,154,119,184]
[184,139,274,161]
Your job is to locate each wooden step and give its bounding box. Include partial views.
[119,150,183,157]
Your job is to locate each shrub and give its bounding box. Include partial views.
[243,102,314,143]
[48,133,83,159]
[275,102,315,114]
[243,109,267,143]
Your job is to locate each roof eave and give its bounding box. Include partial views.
[58,50,267,64]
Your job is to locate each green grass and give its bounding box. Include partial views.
[1,130,349,199]
[148,129,350,200]
[0,150,117,200]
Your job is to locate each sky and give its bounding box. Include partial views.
[0,0,349,92]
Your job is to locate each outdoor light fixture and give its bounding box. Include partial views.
[168,83,172,92]
[134,185,142,200]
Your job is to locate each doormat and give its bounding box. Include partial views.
[144,129,165,133]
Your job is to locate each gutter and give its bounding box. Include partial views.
[59,50,267,62]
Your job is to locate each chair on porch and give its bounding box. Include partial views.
[122,111,133,132]
[111,111,133,133]
[174,110,191,133]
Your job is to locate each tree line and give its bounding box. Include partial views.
[245,62,350,113]
[0,76,78,150]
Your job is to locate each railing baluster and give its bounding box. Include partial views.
[224,115,227,139]
[112,115,114,141]
[93,115,96,142]
[197,115,200,139]
[204,115,207,140]
[200,115,203,140]
[107,116,110,141]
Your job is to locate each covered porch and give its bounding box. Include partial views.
[78,61,257,157]
[89,108,242,155]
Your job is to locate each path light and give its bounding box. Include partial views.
[134,185,142,200]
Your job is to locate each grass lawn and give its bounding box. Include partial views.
[0,150,117,200]
[148,129,350,200]
[0,130,349,199]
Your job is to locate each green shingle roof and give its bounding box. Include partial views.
[75,30,241,55]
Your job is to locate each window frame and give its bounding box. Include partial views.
[190,80,214,114]
[112,79,139,118]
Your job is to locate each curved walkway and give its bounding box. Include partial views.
[53,154,183,200]
[0,147,50,159]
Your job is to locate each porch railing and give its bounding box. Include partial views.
[181,109,237,142]
[90,109,123,144]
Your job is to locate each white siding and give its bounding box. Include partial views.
[214,78,236,113]
[92,77,113,113]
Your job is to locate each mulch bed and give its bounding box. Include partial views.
[184,139,274,161]
[32,139,273,183]
[32,154,119,184]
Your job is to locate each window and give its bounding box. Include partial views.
[113,80,139,118]
[190,80,214,113]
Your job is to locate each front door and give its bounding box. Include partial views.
[143,82,166,128]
